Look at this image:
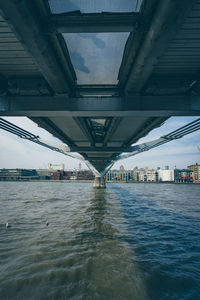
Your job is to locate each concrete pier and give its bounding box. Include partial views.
[93,176,106,188]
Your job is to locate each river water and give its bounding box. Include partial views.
[0,182,199,300]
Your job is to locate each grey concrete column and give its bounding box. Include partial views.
[93,176,106,188]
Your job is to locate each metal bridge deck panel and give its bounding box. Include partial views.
[152,1,200,78]
[0,15,41,77]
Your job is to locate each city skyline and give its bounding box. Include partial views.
[0,116,199,170]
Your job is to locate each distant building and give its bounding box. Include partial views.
[142,169,158,182]
[106,169,118,181]
[188,163,200,183]
[133,167,174,183]
[64,171,75,180]
[77,170,94,180]
[48,163,64,171]
[50,170,62,180]
[0,169,39,181]
[36,169,52,180]
[120,165,125,171]
[133,167,140,182]
[174,169,193,183]
[50,170,94,181]
[158,169,174,182]
[133,168,158,182]
[105,169,132,182]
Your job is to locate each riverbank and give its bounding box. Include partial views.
[0,179,199,184]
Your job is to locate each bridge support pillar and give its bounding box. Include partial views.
[93,176,106,188]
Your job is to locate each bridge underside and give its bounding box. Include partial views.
[31,114,167,174]
[0,0,200,176]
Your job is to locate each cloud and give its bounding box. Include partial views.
[69,51,90,74]
[79,33,106,49]
[64,32,129,84]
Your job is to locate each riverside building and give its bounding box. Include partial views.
[50,170,94,181]
[132,167,158,182]
[105,169,132,182]
[132,167,175,182]
[174,169,193,183]
[0,169,39,181]
[138,168,158,182]
[188,164,200,183]
[48,163,65,171]
[157,169,174,182]
[0,166,197,183]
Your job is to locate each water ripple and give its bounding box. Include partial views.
[0,182,200,299]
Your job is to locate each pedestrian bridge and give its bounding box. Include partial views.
[0,1,200,186]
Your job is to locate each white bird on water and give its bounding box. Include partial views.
[6,222,10,228]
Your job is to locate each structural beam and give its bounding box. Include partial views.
[48,12,139,33]
[0,73,8,95]
[73,117,95,146]
[1,95,200,117]
[8,77,53,96]
[119,0,197,94]
[0,0,76,94]
[70,147,126,153]
[103,117,122,146]
[77,85,119,96]
[118,0,158,88]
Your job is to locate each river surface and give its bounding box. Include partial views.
[0,182,200,300]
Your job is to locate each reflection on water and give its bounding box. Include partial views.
[77,189,147,300]
[0,183,146,300]
[0,182,200,300]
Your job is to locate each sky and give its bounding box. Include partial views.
[0,116,199,171]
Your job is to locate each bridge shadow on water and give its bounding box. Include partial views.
[1,182,199,300]
[66,187,147,300]
[108,183,200,300]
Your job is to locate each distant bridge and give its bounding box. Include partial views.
[0,0,200,186]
